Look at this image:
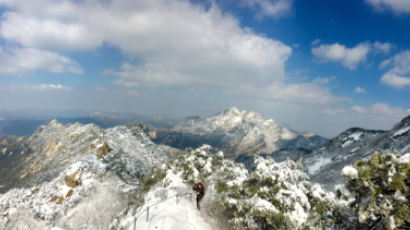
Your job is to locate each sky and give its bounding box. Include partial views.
[0,0,409,137]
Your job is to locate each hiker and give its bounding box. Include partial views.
[193,182,205,210]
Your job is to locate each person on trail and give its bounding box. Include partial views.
[193,183,205,210]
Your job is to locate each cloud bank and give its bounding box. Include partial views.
[312,42,393,70]
[242,0,293,18]
[380,50,410,88]
[366,0,410,14]
[6,84,73,91]
[352,103,410,122]
[0,0,348,111]
[0,47,82,75]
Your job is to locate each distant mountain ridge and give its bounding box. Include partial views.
[0,120,175,228]
[0,112,174,138]
[0,115,408,229]
[0,120,170,193]
[304,115,410,188]
[152,107,328,157]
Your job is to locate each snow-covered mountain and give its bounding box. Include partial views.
[304,115,410,188]
[0,120,172,229]
[152,107,327,157]
[0,120,333,230]
[0,118,408,229]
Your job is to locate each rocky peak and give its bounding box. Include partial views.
[155,107,326,157]
[398,114,410,126]
[45,119,64,130]
[222,106,241,115]
[392,115,410,132]
[220,107,262,121]
[209,107,266,130]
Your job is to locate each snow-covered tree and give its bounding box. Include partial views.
[171,145,337,230]
[336,152,410,229]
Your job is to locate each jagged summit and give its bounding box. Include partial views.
[0,120,169,193]
[221,106,241,115]
[218,107,264,121]
[0,120,171,228]
[397,114,410,127]
[391,115,410,138]
[203,107,277,132]
[153,107,327,157]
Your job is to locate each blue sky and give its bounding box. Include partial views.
[0,0,409,137]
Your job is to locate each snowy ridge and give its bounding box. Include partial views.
[114,170,216,230]
[0,120,170,229]
[304,115,410,188]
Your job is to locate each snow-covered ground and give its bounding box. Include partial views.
[307,156,332,175]
[115,171,216,230]
[131,195,213,230]
[394,126,410,137]
[0,120,170,229]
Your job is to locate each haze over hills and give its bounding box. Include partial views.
[0,111,175,138]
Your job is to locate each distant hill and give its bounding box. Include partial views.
[304,115,410,189]
[0,113,175,138]
[151,107,327,158]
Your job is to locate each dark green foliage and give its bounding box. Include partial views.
[338,152,410,229]
[139,166,166,193]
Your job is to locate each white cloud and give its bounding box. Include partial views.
[312,42,394,69]
[231,82,347,105]
[381,73,410,88]
[321,108,346,116]
[1,0,291,86]
[366,0,410,14]
[312,43,371,69]
[7,84,73,91]
[311,39,322,46]
[127,90,139,96]
[351,105,367,114]
[93,87,109,92]
[0,47,82,75]
[354,86,366,94]
[380,50,410,88]
[374,41,393,54]
[268,83,344,104]
[0,0,344,111]
[242,0,293,18]
[0,12,102,51]
[312,76,335,85]
[352,103,410,121]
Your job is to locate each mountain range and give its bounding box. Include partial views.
[0,112,174,138]
[0,108,409,229]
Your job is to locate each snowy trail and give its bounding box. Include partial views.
[134,196,211,230]
[119,171,216,230]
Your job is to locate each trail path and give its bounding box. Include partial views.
[119,171,216,230]
[133,195,213,230]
